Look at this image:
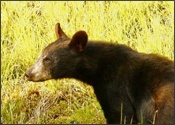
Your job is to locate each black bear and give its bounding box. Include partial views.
[25,23,174,124]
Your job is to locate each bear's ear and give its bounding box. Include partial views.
[68,31,88,53]
[55,23,68,39]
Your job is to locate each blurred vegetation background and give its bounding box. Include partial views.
[1,1,174,124]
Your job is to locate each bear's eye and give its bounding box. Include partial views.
[43,57,51,64]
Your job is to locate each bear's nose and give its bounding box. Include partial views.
[25,70,31,79]
[25,72,29,78]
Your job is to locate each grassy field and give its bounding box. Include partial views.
[1,1,174,124]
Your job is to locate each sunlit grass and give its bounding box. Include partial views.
[1,1,174,124]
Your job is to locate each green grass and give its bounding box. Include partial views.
[1,1,174,124]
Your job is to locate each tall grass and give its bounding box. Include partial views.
[1,1,174,124]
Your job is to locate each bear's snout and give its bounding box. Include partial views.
[25,71,29,78]
[25,62,52,82]
[25,68,33,81]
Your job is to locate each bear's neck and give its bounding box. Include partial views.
[74,41,135,86]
